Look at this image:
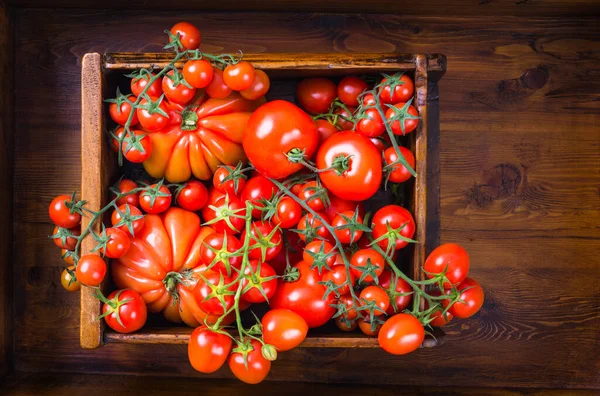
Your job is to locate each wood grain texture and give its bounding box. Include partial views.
[11,9,600,389]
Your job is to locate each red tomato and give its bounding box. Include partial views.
[111,203,145,237]
[325,193,364,220]
[370,137,388,152]
[193,270,235,315]
[262,308,308,351]
[136,98,170,132]
[350,249,385,283]
[170,21,201,50]
[302,240,336,271]
[378,313,424,355]
[61,250,76,265]
[101,289,147,333]
[360,286,390,316]
[371,205,416,251]
[333,106,356,131]
[199,233,243,276]
[241,260,278,303]
[424,243,470,288]
[113,179,140,207]
[337,76,368,107]
[270,261,336,328]
[448,277,484,318]
[272,197,302,229]
[223,61,256,91]
[322,262,355,295]
[188,326,232,373]
[205,67,232,99]
[378,269,413,314]
[299,181,326,211]
[331,210,364,244]
[386,103,419,136]
[201,189,247,234]
[183,59,214,89]
[75,254,106,287]
[122,130,153,163]
[296,212,332,243]
[100,227,131,259]
[429,305,453,327]
[109,95,139,126]
[335,316,358,332]
[356,108,385,138]
[378,73,414,104]
[316,131,382,202]
[240,69,270,100]
[228,339,271,384]
[296,77,336,114]
[49,195,81,228]
[358,318,383,336]
[243,100,319,179]
[176,180,208,211]
[213,166,246,196]
[384,146,415,183]
[315,119,338,143]
[60,266,80,292]
[338,293,359,320]
[162,70,196,105]
[139,184,172,214]
[241,176,277,218]
[130,72,162,99]
[241,221,283,262]
[52,226,80,250]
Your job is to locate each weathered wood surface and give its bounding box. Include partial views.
[11,9,600,389]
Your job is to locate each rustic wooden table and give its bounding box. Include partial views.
[1,1,599,394]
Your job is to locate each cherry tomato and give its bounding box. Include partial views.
[199,233,243,276]
[337,76,368,107]
[356,108,385,138]
[322,262,355,295]
[241,176,277,218]
[386,102,419,136]
[296,77,336,114]
[61,249,75,265]
[109,95,139,126]
[213,166,246,196]
[193,270,235,315]
[424,243,470,288]
[299,181,326,211]
[49,195,81,228]
[350,248,385,283]
[325,193,364,220]
[378,73,414,104]
[331,210,364,244]
[384,146,415,183]
[371,205,416,251]
[240,69,270,100]
[335,316,358,332]
[296,212,332,243]
[228,339,271,384]
[101,289,147,333]
[272,197,302,229]
[333,106,356,131]
[183,59,214,89]
[136,98,169,132]
[358,318,383,336]
[370,137,387,152]
[205,67,232,99]
[60,266,80,292]
[241,221,283,262]
[170,21,201,50]
[448,277,484,318]
[176,180,209,211]
[223,61,256,91]
[111,203,145,237]
[130,72,162,99]
[378,269,413,314]
[429,305,453,327]
[241,260,278,303]
[113,179,140,207]
[188,326,232,373]
[302,240,336,271]
[317,131,382,202]
[201,189,247,234]
[162,70,196,105]
[338,293,359,320]
[262,308,308,351]
[315,119,338,143]
[378,313,424,355]
[360,286,390,316]
[52,226,80,250]
[122,131,153,163]
[100,227,131,259]
[75,254,106,287]
[139,184,172,215]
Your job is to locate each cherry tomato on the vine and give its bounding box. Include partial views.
[448,277,484,318]
[296,77,336,115]
[130,72,163,99]
[360,286,390,316]
[101,289,147,333]
[109,95,139,126]
[52,226,80,250]
[356,108,385,138]
[60,266,80,292]
[386,102,419,136]
[176,180,208,211]
[299,181,326,212]
[199,233,243,276]
[325,193,364,220]
[205,67,232,99]
[136,98,170,132]
[272,197,302,229]
[378,313,424,355]
[139,184,172,215]
[384,146,415,183]
[170,21,201,50]
[100,227,131,259]
[201,189,247,234]
[338,293,359,320]
[337,76,368,107]
[378,269,413,314]
[188,326,232,374]
[241,175,277,218]
[183,59,214,89]
[162,70,196,105]
[113,179,140,207]
[241,260,278,303]
[378,73,414,104]
[315,119,338,143]
[240,69,270,100]
[371,205,416,252]
[193,270,235,315]
[49,195,81,229]
[223,61,256,91]
[424,243,470,288]
[269,230,305,275]
[336,316,358,332]
[296,212,332,243]
[331,210,364,244]
[333,106,356,130]
[75,254,106,287]
[241,221,283,262]
[228,339,271,384]
[122,131,153,163]
[350,248,385,283]
[322,262,355,295]
[358,318,383,336]
[111,203,145,237]
[302,240,336,270]
[262,308,308,352]
[214,166,246,197]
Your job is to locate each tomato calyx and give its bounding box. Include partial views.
[49,226,80,248]
[104,86,134,114]
[332,208,371,238]
[198,271,236,311]
[138,93,170,117]
[282,266,300,282]
[312,98,356,129]
[351,256,382,284]
[140,179,171,209]
[370,221,418,257]
[122,130,149,157]
[180,107,199,131]
[217,162,248,196]
[247,225,282,263]
[300,180,330,209]
[163,270,194,304]
[305,242,336,275]
[89,223,114,257]
[376,72,407,96]
[124,68,154,85]
[59,191,87,217]
[95,289,134,329]
[165,66,194,89]
[385,99,421,136]
[203,193,246,233]
[202,232,242,276]
[330,153,354,176]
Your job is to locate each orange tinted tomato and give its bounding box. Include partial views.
[262,308,308,351]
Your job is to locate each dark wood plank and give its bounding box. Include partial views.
[11,9,600,389]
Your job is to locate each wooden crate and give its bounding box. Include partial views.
[80,52,446,349]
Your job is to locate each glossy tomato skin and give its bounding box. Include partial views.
[205,68,232,99]
[378,313,424,355]
[331,210,364,244]
[109,96,139,126]
[136,99,170,132]
[188,326,232,373]
[322,262,355,295]
[315,119,338,144]
[336,316,358,332]
[170,22,201,50]
[201,189,247,234]
[213,166,246,196]
[111,203,145,237]
[183,60,214,89]
[356,108,385,138]
[241,221,282,262]
[241,176,277,218]
[338,293,359,320]
[333,106,356,131]
[424,243,470,288]
[162,70,196,105]
[317,131,382,202]
[360,286,390,316]
[358,318,383,336]
[228,339,271,384]
[122,131,153,164]
[296,78,336,114]
[131,72,162,99]
[76,255,106,287]
[387,103,419,135]
[49,195,81,228]
[52,226,79,250]
[241,260,278,303]
[199,233,243,276]
[240,69,270,100]
[273,197,302,229]
[384,146,415,183]
[296,212,332,243]
[448,277,484,318]
[262,308,308,351]
[223,61,256,91]
[270,261,336,328]
[378,74,414,104]
[378,269,413,314]
[302,240,336,269]
[337,76,368,107]
[350,248,385,283]
[176,180,208,211]
[101,227,131,259]
[102,289,147,333]
[113,179,140,207]
[61,266,80,292]
[243,100,319,179]
[299,181,326,211]
[139,184,172,215]
[193,270,235,315]
[371,205,416,251]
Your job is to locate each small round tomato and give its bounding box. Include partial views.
[356,108,385,138]
[213,166,246,196]
[333,106,356,131]
[350,248,385,283]
[205,67,232,99]
[302,240,336,270]
[384,146,415,183]
[199,233,243,276]
[299,181,326,211]
[241,260,278,303]
[60,266,80,292]
[240,69,270,100]
[429,306,453,327]
[241,176,277,218]
[335,316,358,332]
[448,277,484,318]
[358,318,383,336]
[52,226,80,250]
[111,203,145,237]
[49,195,81,228]
[139,184,172,215]
[378,269,413,314]
[100,227,131,259]
[331,210,364,244]
[315,119,338,143]
[296,77,336,114]
[170,21,201,50]
[262,308,308,351]
[188,326,232,373]
[371,205,416,252]
[337,76,368,107]
[101,289,147,333]
[193,271,235,315]
[424,243,470,288]
[317,131,382,202]
[61,249,75,265]
[386,103,419,136]
[325,193,364,220]
[296,212,332,243]
[378,313,424,355]
[113,179,140,207]
[360,286,390,316]
[322,262,355,295]
[272,197,302,229]
[162,70,196,105]
[136,98,169,132]
[241,221,282,262]
[223,61,255,91]
[75,254,106,287]
[378,73,414,104]
[122,131,153,163]
[130,72,162,99]
[228,339,271,384]
[109,95,139,126]
[176,180,208,211]
[183,59,214,89]
[201,189,247,234]
[338,293,359,320]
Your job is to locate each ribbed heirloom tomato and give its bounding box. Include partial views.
[112,207,234,327]
[143,93,265,182]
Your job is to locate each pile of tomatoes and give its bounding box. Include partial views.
[48,22,484,384]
